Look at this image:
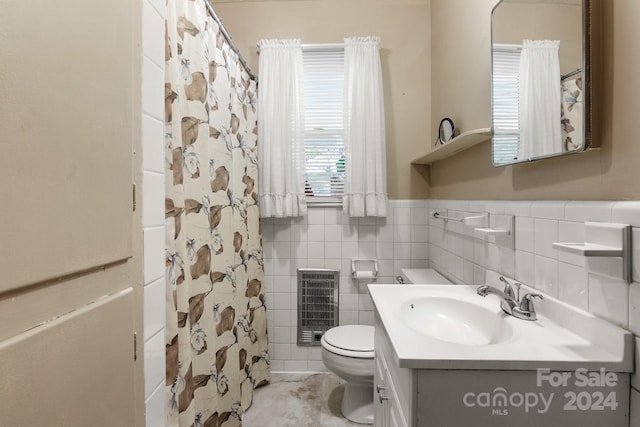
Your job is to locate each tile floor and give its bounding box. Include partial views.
[243,373,371,427]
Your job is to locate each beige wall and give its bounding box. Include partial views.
[494,3,582,74]
[213,0,431,199]
[215,0,640,202]
[429,0,640,201]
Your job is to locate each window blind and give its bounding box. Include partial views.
[492,44,521,165]
[302,46,345,199]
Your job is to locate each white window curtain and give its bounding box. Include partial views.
[343,36,388,217]
[257,39,307,217]
[518,39,561,160]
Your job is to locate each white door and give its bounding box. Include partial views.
[0,0,143,425]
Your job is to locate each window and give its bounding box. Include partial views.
[492,44,521,165]
[302,46,345,203]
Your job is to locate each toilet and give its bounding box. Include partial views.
[321,324,375,424]
[321,268,451,424]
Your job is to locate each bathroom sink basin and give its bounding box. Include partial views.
[400,297,512,345]
[369,282,633,371]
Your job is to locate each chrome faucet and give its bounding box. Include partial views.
[477,277,543,321]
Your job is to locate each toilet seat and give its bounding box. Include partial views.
[321,325,374,359]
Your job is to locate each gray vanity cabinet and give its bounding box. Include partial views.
[374,313,630,427]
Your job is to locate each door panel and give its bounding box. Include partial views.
[0,260,133,343]
[0,0,142,424]
[0,0,135,291]
[0,289,135,426]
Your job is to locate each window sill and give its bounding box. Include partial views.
[306,196,343,208]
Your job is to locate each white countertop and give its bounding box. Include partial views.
[368,284,634,371]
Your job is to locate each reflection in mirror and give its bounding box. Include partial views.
[491,0,591,166]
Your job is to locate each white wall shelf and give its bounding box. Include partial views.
[552,242,624,258]
[474,227,510,237]
[411,128,492,165]
[474,213,515,249]
[553,222,632,283]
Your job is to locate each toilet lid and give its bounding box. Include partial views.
[323,325,374,353]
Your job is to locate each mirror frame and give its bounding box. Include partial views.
[490,0,593,167]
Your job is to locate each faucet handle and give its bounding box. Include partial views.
[511,282,522,302]
[519,293,543,312]
[476,285,490,296]
[499,276,520,301]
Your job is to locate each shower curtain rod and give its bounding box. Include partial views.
[561,67,583,81]
[203,0,257,82]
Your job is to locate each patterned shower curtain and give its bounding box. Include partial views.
[164,1,270,425]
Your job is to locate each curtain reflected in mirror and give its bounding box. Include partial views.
[519,39,562,159]
[491,0,591,166]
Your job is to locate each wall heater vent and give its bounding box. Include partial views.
[297,268,339,346]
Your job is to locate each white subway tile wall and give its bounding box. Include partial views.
[262,199,640,418]
[142,0,166,425]
[428,200,640,326]
[262,200,429,371]
[428,199,640,419]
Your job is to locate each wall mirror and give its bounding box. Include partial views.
[491,0,592,166]
[438,118,456,145]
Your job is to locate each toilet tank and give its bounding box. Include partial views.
[399,268,451,285]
